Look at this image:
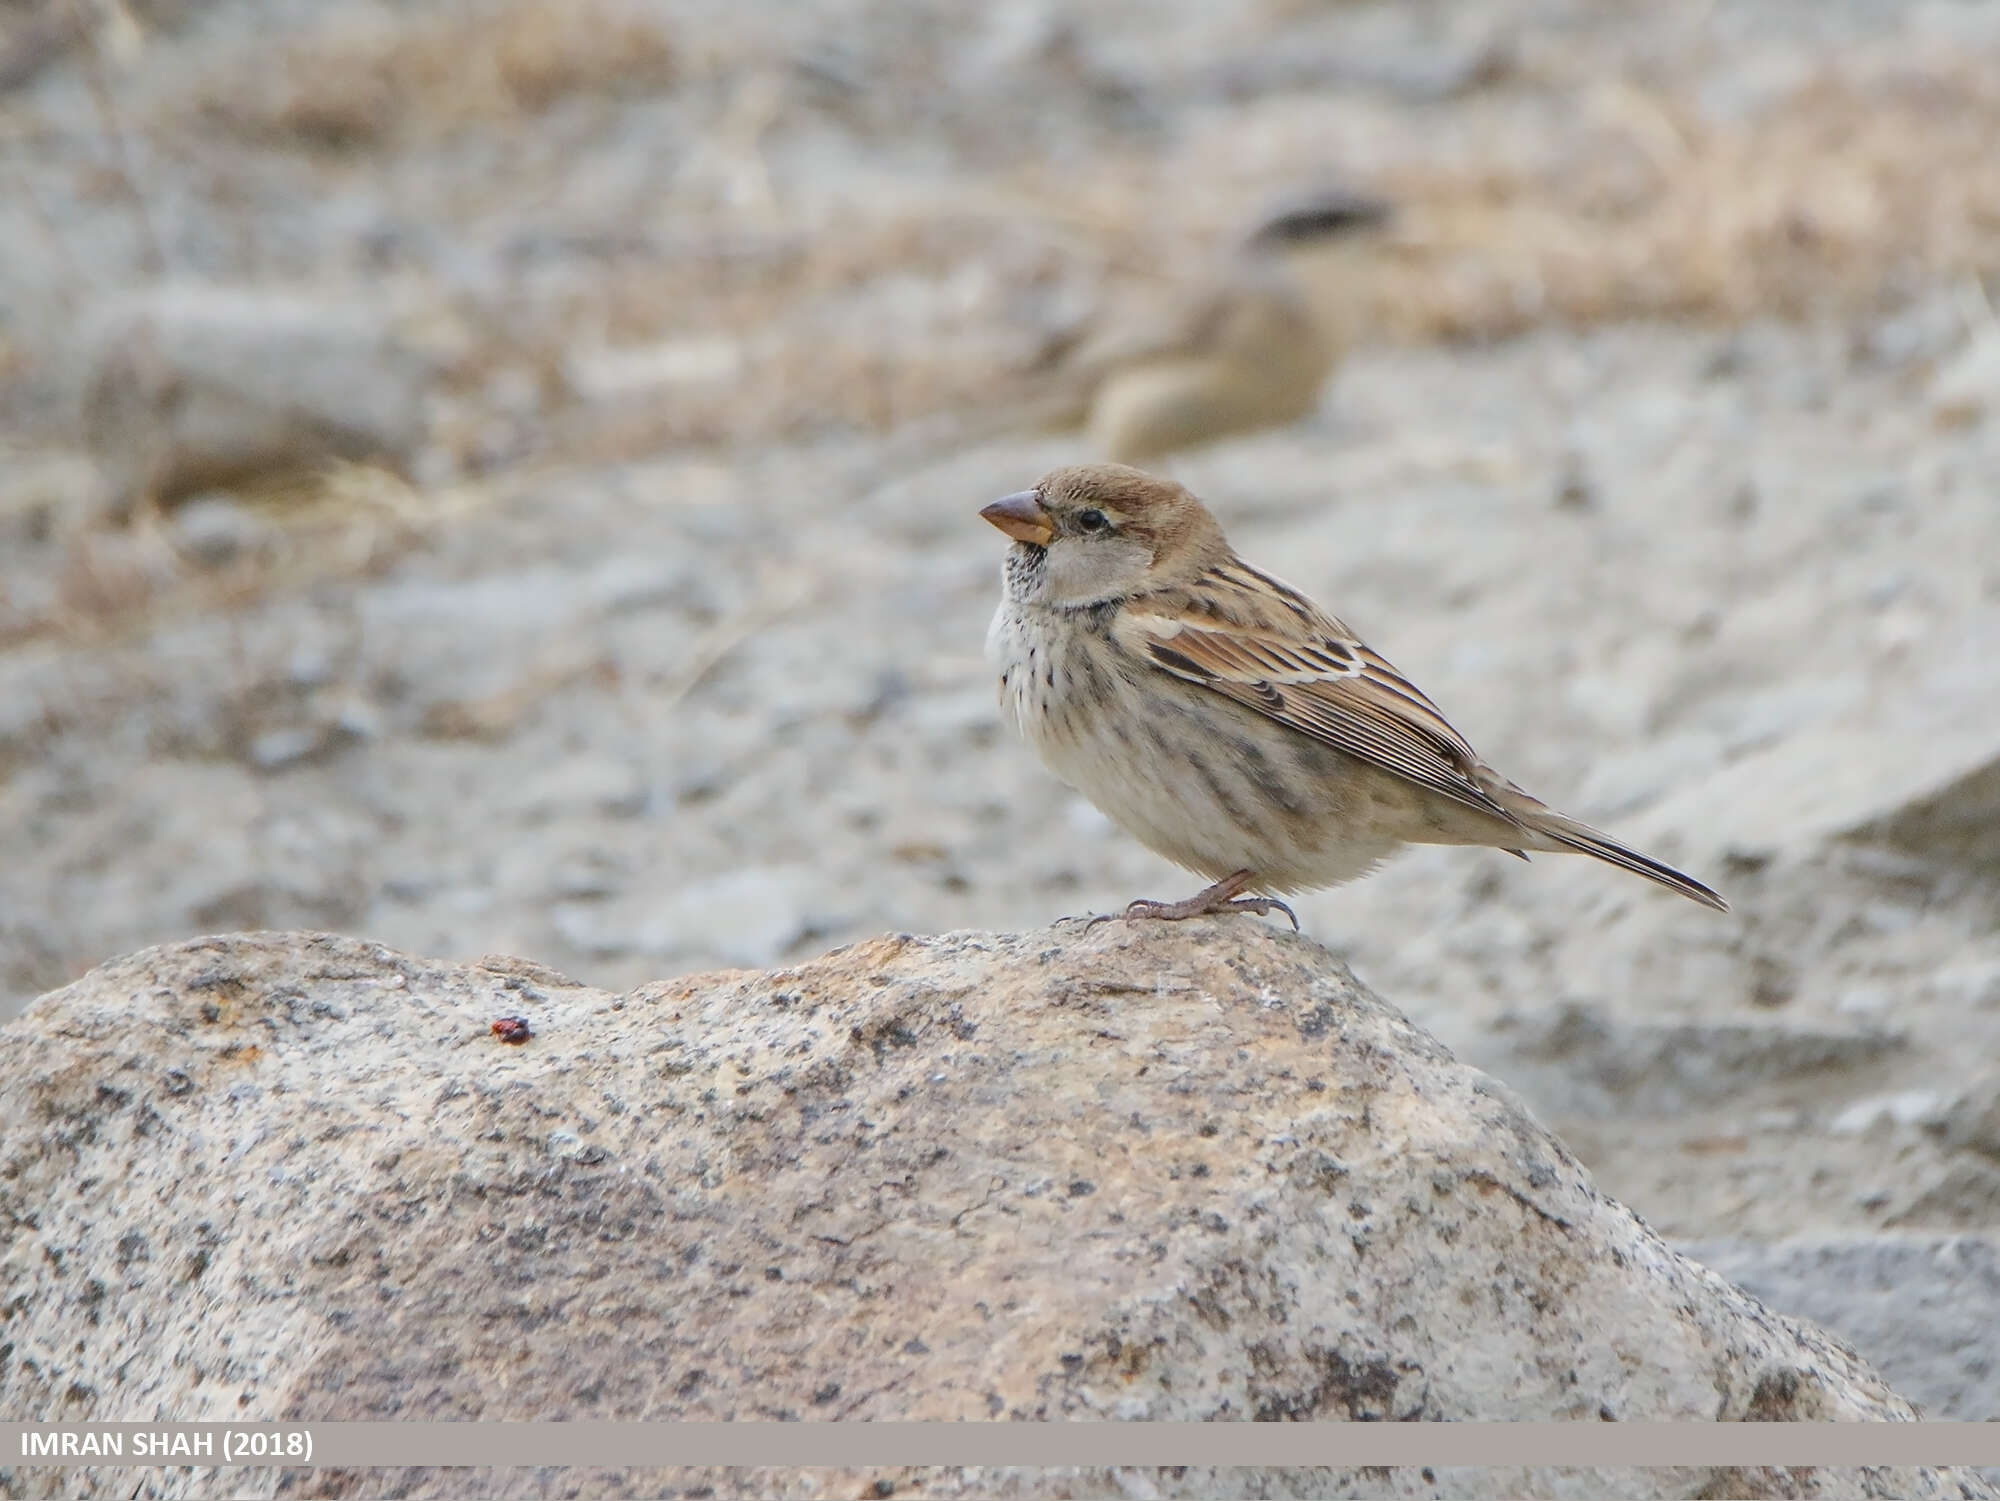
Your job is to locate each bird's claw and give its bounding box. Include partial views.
[1070,870,1297,933]
[1052,910,1112,930]
[1230,896,1300,931]
[1108,894,1299,930]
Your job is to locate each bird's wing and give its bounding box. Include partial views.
[1061,283,1261,381]
[1116,573,1517,823]
[981,291,1243,439]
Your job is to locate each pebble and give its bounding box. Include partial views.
[247,726,329,773]
[1834,985,1895,1020]
[1827,1090,1952,1136]
[79,284,439,514]
[172,494,271,567]
[512,755,649,820]
[1939,1079,2000,1161]
[1930,326,2000,426]
[1925,958,2000,1010]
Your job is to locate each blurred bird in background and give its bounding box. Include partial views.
[1027,188,1392,463]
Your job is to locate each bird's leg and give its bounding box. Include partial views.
[1094,869,1299,931]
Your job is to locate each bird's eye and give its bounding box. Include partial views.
[1076,508,1110,533]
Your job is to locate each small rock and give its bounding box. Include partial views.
[548,852,625,901]
[585,555,692,615]
[80,284,450,514]
[246,725,330,773]
[380,873,438,904]
[1931,326,2000,427]
[1866,571,1912,609]
[1748,955,1797,1010]
[512,754,649,820]
[0,449,105,544]
[1887,1158,2000,1230]
[1925,958,2000,1010]
[905,685,1003,739]
[1855,298,1963,370]
[564,336,744,401]
[1552,456,1594,511]
[170,493,272,567]
[327,698,385,743]
[284,643,335,690]
[1939,1078,2000,1161]
[1827,1090,1951,1136]
[1834,984,1895,1020]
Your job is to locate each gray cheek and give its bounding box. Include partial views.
[1042,537,1151,606]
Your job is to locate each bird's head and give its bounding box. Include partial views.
[1242,188,1392,253]
[980,464,1225,607]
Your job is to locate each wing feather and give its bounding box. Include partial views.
[1118,577,1517,824]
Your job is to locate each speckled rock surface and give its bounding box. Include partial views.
[1,925,1990,1501]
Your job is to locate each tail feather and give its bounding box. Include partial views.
[1524,813,1730,912]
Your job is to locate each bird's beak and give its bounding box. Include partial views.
[980,490,1055,546]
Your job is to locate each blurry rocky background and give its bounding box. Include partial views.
[2,0,2000,1427]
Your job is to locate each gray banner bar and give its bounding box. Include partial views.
[5,1423,2000,1470]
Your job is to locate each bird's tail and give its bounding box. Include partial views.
[1518,808,1730,912]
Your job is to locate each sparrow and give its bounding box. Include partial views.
[980,464,1728,925]
[1015,190,1392,464]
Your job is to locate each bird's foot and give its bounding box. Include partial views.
[1086,870,1298,932]
[1118,893,1300,930]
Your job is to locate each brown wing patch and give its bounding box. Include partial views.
[1124,603,1515,824]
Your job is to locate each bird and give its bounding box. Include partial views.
[1020,190,1392,464]
[979,463,1728,926]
